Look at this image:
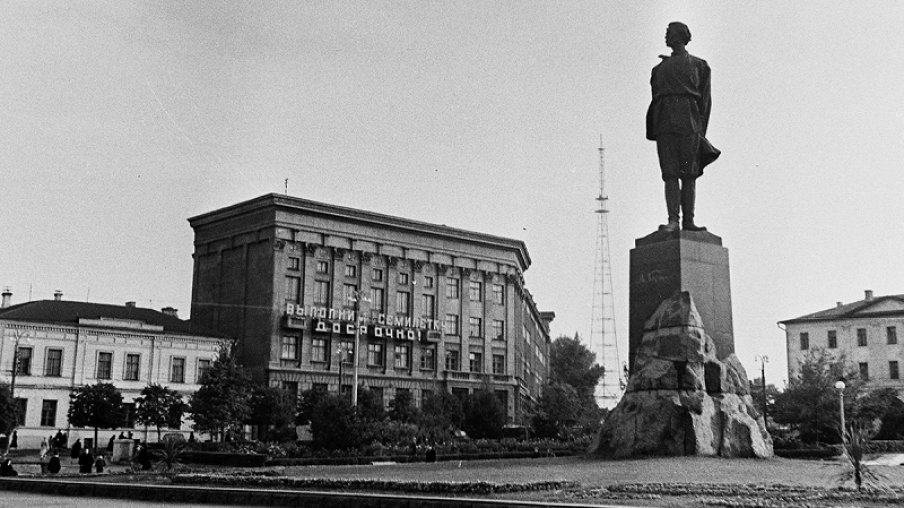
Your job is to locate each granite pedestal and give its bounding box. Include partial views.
[628,229,733,370]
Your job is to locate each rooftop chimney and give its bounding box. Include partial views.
[53,290,63,301]
[161,306,178,318]
[837,301,844,308]
[865,290,874,301]
[1,287,11,308]
[125,301,136,308]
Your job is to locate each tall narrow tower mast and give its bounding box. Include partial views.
[590,137,624,408]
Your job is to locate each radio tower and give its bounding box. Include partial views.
[590,137,624,408]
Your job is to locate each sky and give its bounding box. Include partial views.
[3,1,904,388]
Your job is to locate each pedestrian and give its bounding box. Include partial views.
[107,435,115,453]
[94,454,106,473]
[39,437,49,473]
[188,431,195,444]
[53,429,65,449]
[118,432,126,439]
[78,448,93,474]
[137,443,151,471]
[47,451,61,474]
[0,458,17,477]
[10,431,17,449]
[70,439,82,460]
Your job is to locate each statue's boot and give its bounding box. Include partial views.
[681,178,707,232]
[658,180,681,232]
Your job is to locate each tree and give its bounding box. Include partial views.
[297,386,329,426]
[748,378,781,421]
[68,382,125,451]
[549,334,604,406]
[462,389,505,439]
[772,349,861,444]
[356,387,385,422]
[247,385,297,441]
[532,382,582,438]
[388,390,419,423]
[309,393,362,450]
[135,384,186,441]
[417,390,463,441]
[0,383,15,437]
[189,344,252,441]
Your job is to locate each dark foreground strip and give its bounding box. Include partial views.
[0,477,647,508]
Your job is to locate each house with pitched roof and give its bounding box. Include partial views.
[780,290,904,390]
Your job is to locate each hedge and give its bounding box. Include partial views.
[180,451,268,467]
[264,447,578,467]
[773,447,841,459]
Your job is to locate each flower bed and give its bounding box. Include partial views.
[264,447,579,466]
[171,472,577,494]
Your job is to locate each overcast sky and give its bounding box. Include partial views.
[3,2,904,387]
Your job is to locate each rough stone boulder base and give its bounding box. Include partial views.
[590,292,772,458]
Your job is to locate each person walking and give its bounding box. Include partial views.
[70,438,82,460]
[78,448,93,474]
[39,438,49,473]
[47,451,61,474]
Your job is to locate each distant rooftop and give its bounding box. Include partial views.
[780,290,904,325]
[0,300,225,338]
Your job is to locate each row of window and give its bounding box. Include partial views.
[799,326,899,350]
[13,347,211,384]
[856,360,899,381]
[285,275,506,308]
[13,399,147,429]
[279,335,507,374]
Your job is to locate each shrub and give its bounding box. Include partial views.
[310,394,364,450]
[462,389,504,439]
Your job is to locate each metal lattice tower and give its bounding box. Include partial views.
[590,137,625,408]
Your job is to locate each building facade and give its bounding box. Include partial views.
[0,291,223,449]
[188,194,554,425]
[781,290,904,391]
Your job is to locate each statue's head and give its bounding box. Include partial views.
[665,22,691,47]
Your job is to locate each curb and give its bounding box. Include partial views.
[0,477,642,508]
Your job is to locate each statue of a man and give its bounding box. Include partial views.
[646,22,720,233]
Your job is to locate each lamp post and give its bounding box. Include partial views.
[348,290,370,408]
[755,355,769,422]
[834,379,847,441]
[5,330,29,455]
[337,344,345,396]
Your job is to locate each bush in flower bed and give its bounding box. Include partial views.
[600,483,904,507]
[864,440,904,453]
[171,472,577,494]
[773,447,841,459]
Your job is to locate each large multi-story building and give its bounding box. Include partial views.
[188,194,554,425]
[0,290,223,448]
[780,289,904,390]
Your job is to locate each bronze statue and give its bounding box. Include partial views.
[646,22,720,233]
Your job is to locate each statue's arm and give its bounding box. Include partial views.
[698,62,712,134]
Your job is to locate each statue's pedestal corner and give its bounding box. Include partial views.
[636,229,722,248]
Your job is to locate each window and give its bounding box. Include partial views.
[314,281,330,305]
[492,320,505,341]
[445,278,460,299]
[367,343,384,366]
[799,332,809,350]
[469,352,483,373]
[288,257,300,270]
[345,265,357,278]
[45,348,63,377]
[492,354,505,375]
[421,389,433,407]
[312,338,327,362]
[492,284,505,305]
[316,260,329,274]
[285,276,301,303]
[827,330,837,349]
[422,294,435,320]
[857,328,868,346]
[197,359,211,382]
[40,400,57,427]
[15,347,32,376]
[398,272,409,285]
[891,361,900,380]
[444,314,459,335]
[343,284,358,307]
[372,268,383,281]
[469,317,482,338]
[370,287,385,312]
[396,291,410,315]
[124,354,140,381]
[97,352,113,379]
[859,362,869,380]
[281,335,299,360]
[14,398,26,426]
[339,340,354,364]
[420,347,436,370]
[394,345,410,368]
[424,276,434,289]
[888,326,898,345]
[445,349,460,371]
[469,281,483,301]
[170,357,185,383]
[282,382,299,398]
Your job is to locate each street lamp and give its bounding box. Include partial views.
[348,290,370,408]
[834,379,846,440]
[755,355,769,422]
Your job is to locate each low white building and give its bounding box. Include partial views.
[780,289,904,391]
[0,290,223,449]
